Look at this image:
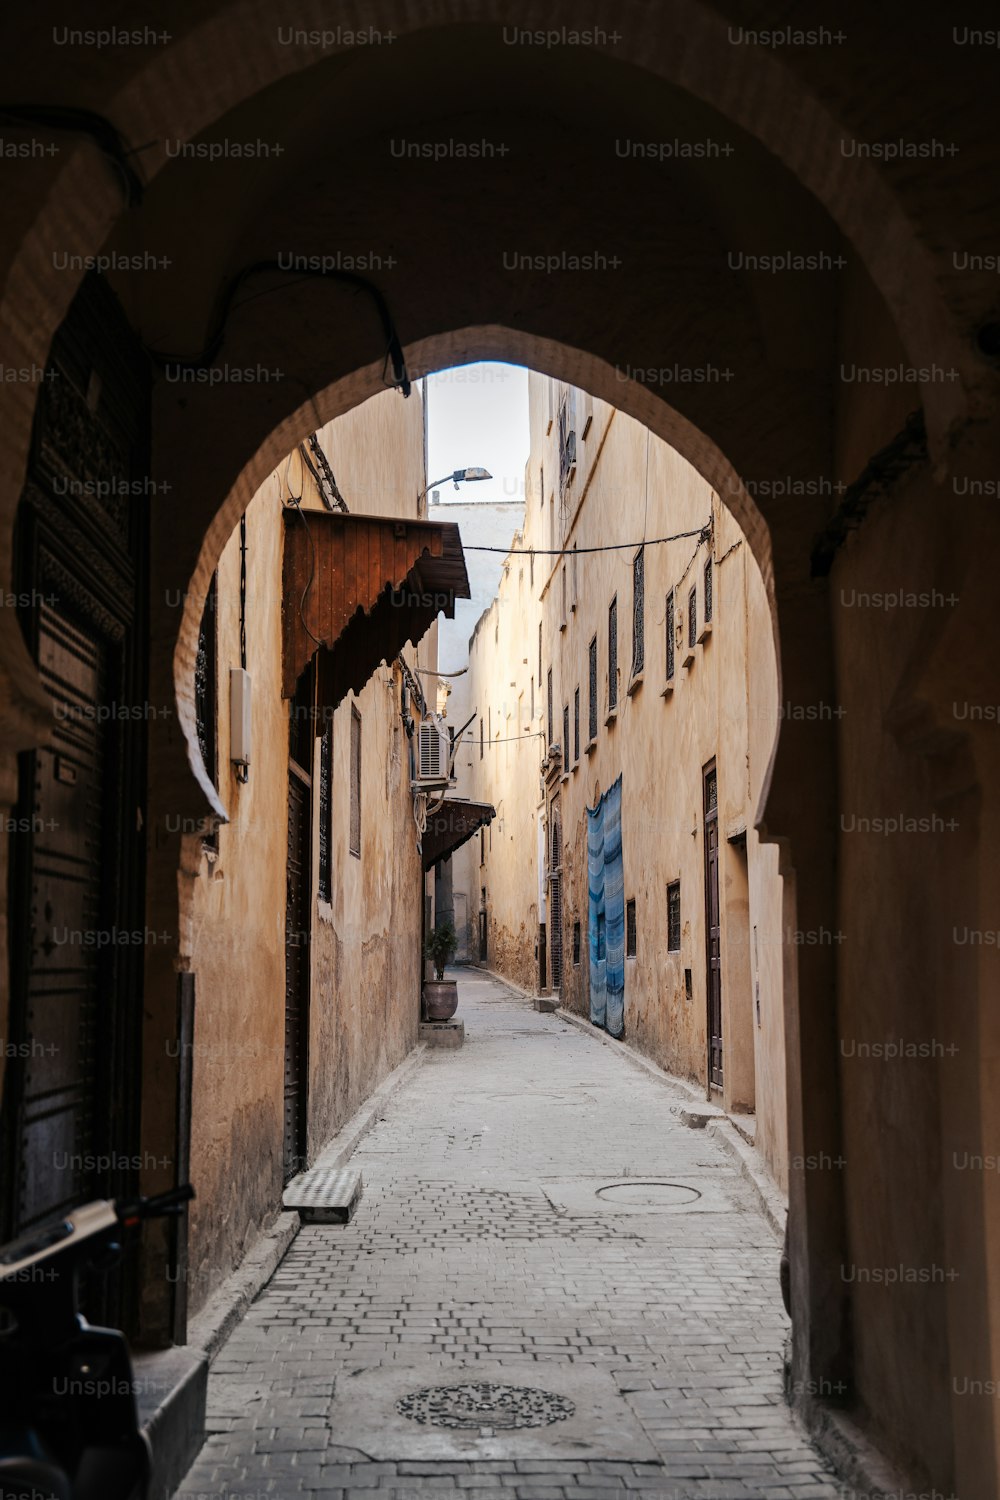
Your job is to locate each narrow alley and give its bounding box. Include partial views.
[178,972,840,1500]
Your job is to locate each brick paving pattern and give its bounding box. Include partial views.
[177,972,843,1500]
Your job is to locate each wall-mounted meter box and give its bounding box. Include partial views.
[230,668,252,767]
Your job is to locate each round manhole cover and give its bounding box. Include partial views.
[595,1181,702,1206]
[396,1381,575,1430]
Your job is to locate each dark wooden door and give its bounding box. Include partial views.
[704,762,723,1089]
[2,274,149,1327]
[284,674,313,1183]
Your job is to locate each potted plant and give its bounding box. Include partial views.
[423,918,459,1020]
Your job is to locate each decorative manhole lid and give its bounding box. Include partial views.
[595,1180,702,1206]
[396,1381,575,1430]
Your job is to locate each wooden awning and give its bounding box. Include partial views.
[282,509,470,711]
[422,798,496,872]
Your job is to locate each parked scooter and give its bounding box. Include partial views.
[0,1184,194,1500]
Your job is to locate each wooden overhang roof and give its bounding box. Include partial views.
[282,508,470,714]
[422,798,496,872]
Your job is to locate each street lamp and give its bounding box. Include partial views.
[420,466,492,503]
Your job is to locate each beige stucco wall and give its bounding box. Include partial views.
[183,388,430,1312]
[460,374,787,1188]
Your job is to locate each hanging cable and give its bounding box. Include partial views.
[304,433,349,512]
[144,259,410,395]
[0,104,144,204]
[463,523,710,557]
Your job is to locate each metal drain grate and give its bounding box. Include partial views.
[397,1381,575,1430]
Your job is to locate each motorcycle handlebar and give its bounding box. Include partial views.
[116,1184,195,1228]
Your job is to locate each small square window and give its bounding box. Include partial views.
[626,898,637,958]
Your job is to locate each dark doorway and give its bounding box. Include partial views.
[704,760,723,1091]
[549,797,564,992]
[479,888,488,963]
[284,667,314,1183]
[2,273,150,1330]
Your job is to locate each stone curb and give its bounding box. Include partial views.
[187,1040,428,1365]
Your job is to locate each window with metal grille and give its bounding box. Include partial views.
[195,573,218,787]
[588,636,598,742]
[573,686,580,763]
[572,921,581,966]
[608,596,618,710]
[349,705,361,857]
[547,667,553,747]
[562,704,569,763]
[318,721,333,903]
[631,547,645,676]
[688,585,697,649]
[667,881,681,951]
[626,899,637,957]
[704,558,713,623]
[665,588,675,680]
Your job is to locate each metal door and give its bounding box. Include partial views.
[3,273,149,1306]
[704,762,723,1089]
[284,673,313,1182]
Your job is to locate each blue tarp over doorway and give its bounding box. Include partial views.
[587,775,624,1038]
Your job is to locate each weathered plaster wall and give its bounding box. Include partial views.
[462,375,787,1185]
[184,388,427,1312]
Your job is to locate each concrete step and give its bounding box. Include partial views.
[133,1345,207,1500]
[283,1167,363,1224]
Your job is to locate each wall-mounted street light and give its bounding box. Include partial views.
[420,466,492,503]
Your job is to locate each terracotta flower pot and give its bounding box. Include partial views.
[424,979,458,1021]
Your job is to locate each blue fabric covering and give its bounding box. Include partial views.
[602,776,625,1038]
[587,775,624,1036]
[587,797,607,1027]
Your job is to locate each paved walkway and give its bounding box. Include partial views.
[177,971,842,1500]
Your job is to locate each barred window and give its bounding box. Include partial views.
[626,899,637,958]
[665,588,675,680]
[195,573,218,786]
[588,635,598,742]
[667,881,681,952]
[349,705,361,857]
[573,686,580,764]
[608,596,618,710]
[688,585,697,649]
[318,721,333,902]
[631,546,645,676]
[563,703,569,763]
[704,558,713,623]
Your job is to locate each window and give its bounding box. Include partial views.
[547,667,553,748]
[588,636,598,742]
[608,596,618,711]
[688,585,697,649]
[704,558,713,624]
[667,881,681,952]
[665,588,675,681]
[480,827,485,866]
[631,546,645,677]
[626,899,637,958]
[479,716,484,760]
[572,921,581,966]
[573,686,580,764]
[558,390,576,494]
[195,573,218,787]
[318,721,333,902]
[562,704,569,764]
[349,705,361,857]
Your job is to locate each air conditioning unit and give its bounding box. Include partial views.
[415,716,453,786]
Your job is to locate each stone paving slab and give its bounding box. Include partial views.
[175,971,843,1500]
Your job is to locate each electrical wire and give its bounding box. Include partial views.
[0,104,144,204]
[463,524,710,556]
[143,259,410,395]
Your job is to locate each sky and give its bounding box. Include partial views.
[423,362,530,507]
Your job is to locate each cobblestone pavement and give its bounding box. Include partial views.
[177,972,844,1500]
